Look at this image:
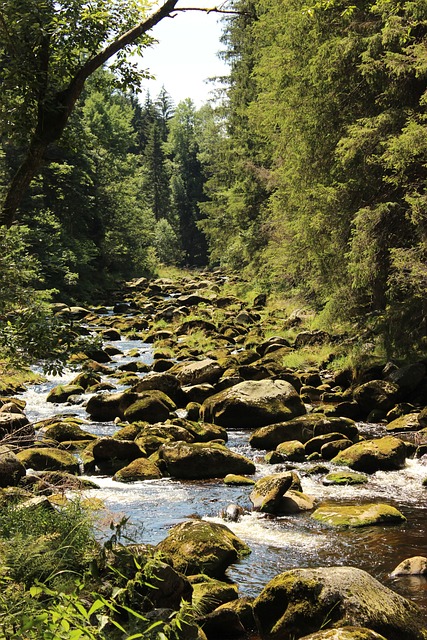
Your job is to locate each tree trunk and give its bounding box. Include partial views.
[0,139,47,227]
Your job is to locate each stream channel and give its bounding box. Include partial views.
[18,328,427,622]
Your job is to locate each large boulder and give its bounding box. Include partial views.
[16,447,79,474]
[299,629,388,640]
[92,438,144,465]
[178,419,228,443]
[191,576,238,615]
[86,391,128,421]
[169,359,224,386]
[40,421,97,443]
[353,380,400,415]
[132,372,184,405]
[311,503,406,527]
[249,472,303,514]
[386,362,426,393]
[275,440,306,461]
[201,380,306,429]
[159,441,255,479]
[46,384,84,403]
[0,412,33,444]
[156,520,250,577]
[123,391,176,423]
[332,436,407,473]
[0,446,26,487]
[250,415,357,450]
[386,413,422,432]
[253,566,426,640]
[112,457,162,482]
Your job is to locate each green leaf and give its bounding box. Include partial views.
[87,599,105,617]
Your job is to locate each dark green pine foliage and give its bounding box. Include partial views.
[199,0,271,272]
[201,0,427,355]
[143,120,171,222]
[166,99,208,266]
[13,70,156,300]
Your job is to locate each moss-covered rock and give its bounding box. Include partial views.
[215,597,256,633]
[201,379,306,429]
[250,472,304,514]
[159,441,255,479]
[112,457,162,482]
[321,439,352,460]
[156,520,250,577]
[16,447,79,474]
[250,415,357,450]
[191,575,238,614]
[224,474,255,486]
[132,372,184,405]
[0,411,32,443]
[353,380,400,415]
[311,503,406,527]
[85,391,129,421]
[276,440,306,461]
[322,471,368,486]
[331,436,407,473]
[91,438,144,473]
[113,422,147,440]
[179,419,227,443]
[312,417,359,441]
[250,416,318,449]
[40,421,97,443]
[253,566,425,640]
[70,371,101,390]
[170,359,224,387]
[386,413,422,432]
[0,446,26,487]
[46,384,84,403]
[123,390,176,423]
[305,433,350,456]
[299,628,388,639]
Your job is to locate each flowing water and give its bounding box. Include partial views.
[18,334,427,621]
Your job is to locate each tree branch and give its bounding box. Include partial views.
[1,0,244,227]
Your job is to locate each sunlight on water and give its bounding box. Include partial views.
[301,458,427,506]
[206,513,329,549]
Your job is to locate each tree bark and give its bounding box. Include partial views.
[0,0,179,228]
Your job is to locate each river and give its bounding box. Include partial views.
[18,333,427,621]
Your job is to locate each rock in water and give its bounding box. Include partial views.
[159,441,255,479]
[391,556,427,576]
[156,520,250,577]
[201,379,306,429]
[253,566,426,640]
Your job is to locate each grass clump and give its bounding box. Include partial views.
[0,497,98,588]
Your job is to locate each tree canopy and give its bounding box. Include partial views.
[0,0,180,226]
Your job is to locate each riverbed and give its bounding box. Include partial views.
[19,332,427,620]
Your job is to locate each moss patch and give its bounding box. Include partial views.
[311,503,406,527]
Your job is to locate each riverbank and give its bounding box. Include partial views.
[1,270,427,639]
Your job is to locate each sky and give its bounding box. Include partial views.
[137,0,230,107]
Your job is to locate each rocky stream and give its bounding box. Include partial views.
[1,272,427,640]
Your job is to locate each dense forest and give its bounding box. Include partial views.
[1,3,427,638]
[1,0,427,362]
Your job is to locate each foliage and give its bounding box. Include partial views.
[0,501,197,639]
[166,99,208,266]
[153,218,184,265]
[199,0,427,356]
[0,225,69,370]
[0,498,98,587]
